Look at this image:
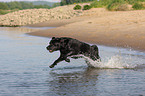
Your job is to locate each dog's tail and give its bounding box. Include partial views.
[91,45,100,61]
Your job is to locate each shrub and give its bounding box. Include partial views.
[107,0,128,11]
[132,2,145,10]
[73,5,82,10]
[83,5,91,10]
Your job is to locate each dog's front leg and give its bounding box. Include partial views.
[49,57,63,68]
[49,51,74,68]
[49,54,67,68]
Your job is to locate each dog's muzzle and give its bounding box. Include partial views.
[46,47,53,53]
[49,50,53,53]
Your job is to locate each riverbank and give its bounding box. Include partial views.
[0,4,91,27]
[0,3,145,51]
[28,8,145,51]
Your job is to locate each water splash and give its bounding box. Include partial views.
[84,55,130,69]
[82,48,145,69]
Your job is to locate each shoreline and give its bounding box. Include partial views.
[0,25,21,27]
[1,7,144,52]
[27,9,145,52]
[28,30,145,52]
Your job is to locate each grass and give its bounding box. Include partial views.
[107,0,128,11]
[90,0,145,11]
[90,0,112,8]
[126,0,145,4]
[0,9,18,15]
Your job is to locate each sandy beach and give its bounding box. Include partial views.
[27,8,145,51]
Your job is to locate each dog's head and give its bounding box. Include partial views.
[46,37,62,53]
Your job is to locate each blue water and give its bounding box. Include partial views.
[0,27,145,96]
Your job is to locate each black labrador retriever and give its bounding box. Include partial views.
[46,37,100,68]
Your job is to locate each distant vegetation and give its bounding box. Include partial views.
[73,5,82,10]
[91,0,145,11]
[1,0,145,15]
[61,0,145,11]
[0,1,55,10]
[90,0,111,8]
[60,0,94,5]
[107,0,128,11]
[28,1,55,6]
[0,1,58,15]
[83,5,92,10]
[132,2,145,10]
[73,4,91,10]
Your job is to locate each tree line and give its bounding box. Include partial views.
[60,0,94,5]
[0,1,51,10]
[0,0,95,10]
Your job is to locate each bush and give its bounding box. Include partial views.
[73,5,82,10]
[83,5,91,10]
[107,0,128,11]
[132,2,145,10]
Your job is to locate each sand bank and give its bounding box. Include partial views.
[28,8,145,51]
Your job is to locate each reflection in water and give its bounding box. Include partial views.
[47,67,99,96]
[46,67,145,96]
[0,27,53,40]
[0,27,39,33]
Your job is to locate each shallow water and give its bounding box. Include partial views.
[0,27,145,96]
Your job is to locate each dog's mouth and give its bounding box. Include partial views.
[49,50,53,53]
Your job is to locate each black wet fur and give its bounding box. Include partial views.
[46,37,100,68]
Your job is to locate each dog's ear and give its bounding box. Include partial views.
[52,37,55,39]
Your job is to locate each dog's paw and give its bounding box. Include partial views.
[49,65,55,68]
[65,58,70,63]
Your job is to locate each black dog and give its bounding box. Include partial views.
[46,37,100,68]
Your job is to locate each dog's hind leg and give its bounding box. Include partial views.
[91,45,100,60]
[65,58,70,62]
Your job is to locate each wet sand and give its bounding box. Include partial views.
[27,8,145,51]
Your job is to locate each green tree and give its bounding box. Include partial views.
[53,3,60,7]
[0,2,9,10]
[60,0,94,5]
[20,2,34,9]
[33,5,50,9]
[7,1,22,10]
